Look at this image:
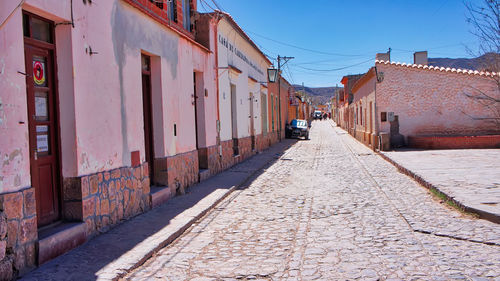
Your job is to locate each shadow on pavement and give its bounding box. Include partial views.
[22,138,298,281]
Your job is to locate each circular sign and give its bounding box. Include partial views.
[33,61,45,86]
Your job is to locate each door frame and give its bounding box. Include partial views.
[141,54,155,183]
[23,11,63,227]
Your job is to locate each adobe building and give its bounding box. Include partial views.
[209,11,274,168]
[287,92,312,123]
[0,0,218,277]
[268,76,293,141]
[346,51,500,150]
[338,74,363,134]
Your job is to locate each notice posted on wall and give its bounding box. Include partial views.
[36,134,49,153]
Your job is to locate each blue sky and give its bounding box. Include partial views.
[198,0,480,87]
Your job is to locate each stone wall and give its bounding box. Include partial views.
[0,188,37,279]
[154,150,199,195]
[219,136,259,172]
[0,211,13,281]
[237,136,253,160]
[256,132,279,152]
[198,145,222,176]
[220,140,236,171]
[64,163,151,236]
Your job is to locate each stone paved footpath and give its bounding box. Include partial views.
[124,121,500,281]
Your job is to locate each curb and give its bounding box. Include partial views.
[114,185,238,280]
[113,142,292,280]
[377,152,500,225]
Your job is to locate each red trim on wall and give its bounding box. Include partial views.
[408,135,500,149]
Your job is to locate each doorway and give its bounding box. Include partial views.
[141,54,155,183]
[193,72,199,150]
[193,72,208,170]
[23,12,61,227]
[230,84,239,156]
[261,92,267,135]
[369,102,373,145]
[249,92,255,151]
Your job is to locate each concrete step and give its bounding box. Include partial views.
[37,222,87,265]
[150,185,172,208]
[199,169,211,182]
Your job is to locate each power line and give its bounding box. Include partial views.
[291,57,374,72]
[199,0,217,12]
[210,0,225,12]
[245,30,367,57]
[292,55,375,66]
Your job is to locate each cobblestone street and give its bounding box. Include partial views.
[124,121,500,280]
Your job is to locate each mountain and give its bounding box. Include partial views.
[292,85,343,105]
[428,53,499,71]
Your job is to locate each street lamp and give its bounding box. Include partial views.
[267,67,278,83]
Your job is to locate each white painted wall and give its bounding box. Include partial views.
[217,18,269,141]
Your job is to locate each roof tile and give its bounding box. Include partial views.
[375,59,499,77]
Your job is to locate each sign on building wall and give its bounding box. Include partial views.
[218,35,264,76]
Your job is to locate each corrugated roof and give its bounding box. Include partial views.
[375,60,499,77]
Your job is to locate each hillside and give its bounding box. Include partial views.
[429,53,499,71]
[293,85,342,105]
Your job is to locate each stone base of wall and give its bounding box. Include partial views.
[256,132,279,152]
[237,136,253,160]
[64,163,151,237]
[219,135,260,171]
[0,188,37,279]
[154,150,199,195]
[408,135,500,149]
[220,139,236,171]
[352,129,377,150]
[198,145,221,176]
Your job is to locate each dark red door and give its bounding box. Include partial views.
[25,44,61,227]
[141,55,154,183]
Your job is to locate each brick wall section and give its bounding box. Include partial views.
[408,135,500,149]
[0,188,37,279]
[64,163,151,237]
[376,62,500,139]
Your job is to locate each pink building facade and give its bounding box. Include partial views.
[0,0,227,277]
[338,52,500,150]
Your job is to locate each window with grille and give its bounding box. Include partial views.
[168,0,178,22]
[149,0,164,10]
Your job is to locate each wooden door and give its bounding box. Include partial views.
[249,92,255,150]
[141,55,154,182]
[193,72,199,150]
[25,44,61,227]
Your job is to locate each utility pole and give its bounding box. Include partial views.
[277,55,294,141]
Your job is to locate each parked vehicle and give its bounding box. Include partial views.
[313,111,322,120]
[285,119,310,140]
